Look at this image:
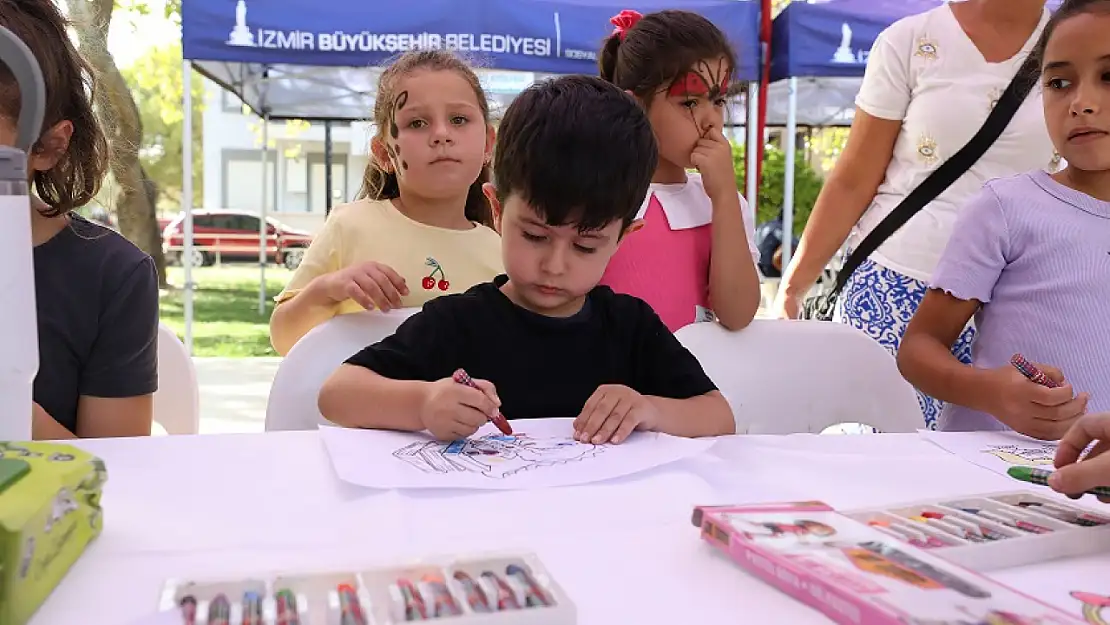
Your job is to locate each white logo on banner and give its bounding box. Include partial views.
[224,1,596,61]
[227,0,256,47]
[831,22,857,63]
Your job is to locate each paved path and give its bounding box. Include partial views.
[194,357,279,434]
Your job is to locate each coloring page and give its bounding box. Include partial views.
[919,430,1058,477]
[988,553,1110,624]
[319,418,717,490]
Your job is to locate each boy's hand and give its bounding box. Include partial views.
[419,377,500,441]
[981,362,1087,441]
[690,126,737,202]
[320,261,409,312]
[1051,413,1110,503]
[573,385,659,445]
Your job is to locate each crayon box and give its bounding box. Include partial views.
[692,497,1092,625]
[0,442,107,625]
[159,551,576,624]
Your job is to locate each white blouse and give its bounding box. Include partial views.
[850,4,1057,283]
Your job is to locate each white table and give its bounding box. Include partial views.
[28,432,1091,624]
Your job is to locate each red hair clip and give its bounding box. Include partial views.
[610,9,643,41]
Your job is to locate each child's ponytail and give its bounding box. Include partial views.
[598,34,622,84]
[358,50,493,228]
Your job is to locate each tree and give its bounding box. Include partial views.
[67,0,168,286]
[120,42,204,210]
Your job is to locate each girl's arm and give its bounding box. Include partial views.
[270,275,343,355]
[76,396,153,438]
[33,402,76,440]
[707,190,762,330]
[898,291,991,408]
[775,110,901,315]
[270,217,346,355]
[648,391,735,437]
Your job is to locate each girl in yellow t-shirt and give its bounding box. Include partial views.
[270,50,502,355]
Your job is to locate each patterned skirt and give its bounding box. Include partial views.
[834,257,976,430]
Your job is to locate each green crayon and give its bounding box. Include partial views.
[1007,466,1110,499]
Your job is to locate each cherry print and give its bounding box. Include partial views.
[422,257,449,292]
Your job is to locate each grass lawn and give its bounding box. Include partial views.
[160,265,292,357]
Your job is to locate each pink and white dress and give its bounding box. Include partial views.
[600,173,760,332]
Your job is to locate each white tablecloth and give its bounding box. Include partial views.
[28,432,1088,624]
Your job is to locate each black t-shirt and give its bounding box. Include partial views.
[346,275,717,419]
[33,216,159,434]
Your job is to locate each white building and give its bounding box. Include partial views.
[201,77,370,234]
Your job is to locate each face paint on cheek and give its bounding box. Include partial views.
[388,90,409,140]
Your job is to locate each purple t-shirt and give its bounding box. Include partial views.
[930,170,1110,432]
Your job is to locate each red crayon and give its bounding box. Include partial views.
[452,369,512,435]
[1010,354,1060,388]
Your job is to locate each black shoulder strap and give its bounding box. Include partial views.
[832,52,1041,293]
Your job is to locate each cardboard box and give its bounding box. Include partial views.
[0,442,106,625]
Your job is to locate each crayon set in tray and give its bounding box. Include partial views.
[843,490,1110,572]
[158,553,574,625]
[691,493,1110,625]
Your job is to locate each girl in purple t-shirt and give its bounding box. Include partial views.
[898,0,1110,440]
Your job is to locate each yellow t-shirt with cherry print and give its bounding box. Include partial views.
[275,198,503,318]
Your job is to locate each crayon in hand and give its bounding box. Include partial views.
[1007,465,1110,500]
[453,369,512,434]
[1010,354,1060,388]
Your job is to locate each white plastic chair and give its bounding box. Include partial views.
[675,319,923,434]
[265,309,419,431]
[154,323,200,435]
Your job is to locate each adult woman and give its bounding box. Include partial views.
[773,0,1057,428]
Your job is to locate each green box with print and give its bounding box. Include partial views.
[0,441,106,625]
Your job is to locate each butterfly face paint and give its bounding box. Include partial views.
[666,58,732,138]
[386,90,410,171]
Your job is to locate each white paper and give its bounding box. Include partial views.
[919,430,1057,477]
[319,418,716,490]
[988,553,1110,623]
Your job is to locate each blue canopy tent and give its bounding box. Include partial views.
[767,0,1061,266]
[178,0,763,353]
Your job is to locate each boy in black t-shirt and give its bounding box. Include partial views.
[319,75,734,444]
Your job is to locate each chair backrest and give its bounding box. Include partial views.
[154,323,200,435]
[265,309,419,431]
[675,319,923,434]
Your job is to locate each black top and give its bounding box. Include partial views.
[346,275,717,419]
[33,216,159,434]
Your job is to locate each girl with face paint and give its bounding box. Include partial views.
[596,9,763,333]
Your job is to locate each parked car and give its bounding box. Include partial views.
[162,209,314,270]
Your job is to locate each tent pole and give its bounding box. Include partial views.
[182,60,194,355]
[259,114,269,316]
[324,120,333,216]
[745,81,759,226]
[782,77,798,269]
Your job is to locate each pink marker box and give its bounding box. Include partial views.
[692,501,1086,625]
